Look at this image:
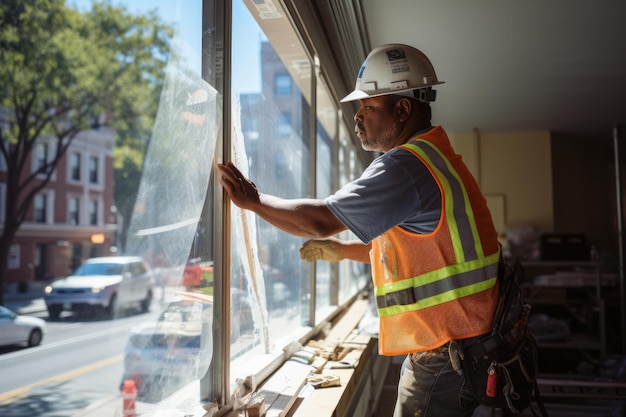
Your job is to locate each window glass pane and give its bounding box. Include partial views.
[0,0,209,412]
[90,199,98,225]
[274,74,292,96]
[1,0,375,413]
[69,196,79,225]
[37,143,48,173]
[89,156,99,183]
[34,194,46,223]
[314,79,336,317]
[337,125,369,303]
[230,0,313,380]
[121,3,215,403]
[70,152,81,181]
[0,184,5,223]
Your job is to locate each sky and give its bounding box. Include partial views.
[69,0,263,93]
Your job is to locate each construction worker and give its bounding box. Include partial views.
[218,43,500,417]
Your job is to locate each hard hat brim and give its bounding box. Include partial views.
[340,82,444,103]
[340,89,372,103]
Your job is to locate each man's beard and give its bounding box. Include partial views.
[360,137,378,151]
[357,123,397,152]
[355,122,378,151]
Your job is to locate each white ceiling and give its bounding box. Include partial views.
[355,0,626,135]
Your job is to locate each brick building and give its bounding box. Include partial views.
[0,126,118,288]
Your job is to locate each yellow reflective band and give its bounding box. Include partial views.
[402,141,485,260]
[377,276,498,317]
[374,251,500,297]
[402,142,464,262]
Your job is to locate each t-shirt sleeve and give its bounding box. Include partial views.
[325,148,437,243]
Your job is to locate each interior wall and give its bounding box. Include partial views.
[449,130,554,238]
[551,132,617,259]
[449,128,620,264]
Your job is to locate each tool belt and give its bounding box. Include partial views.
[449,261,539,415]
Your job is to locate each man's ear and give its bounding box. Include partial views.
[396,97,412,122]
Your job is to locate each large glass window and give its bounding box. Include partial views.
[0,0,210,412]
[314,78,336,316]
[338,124,369,303]
[0,1,372,414]
[230,0,313,381]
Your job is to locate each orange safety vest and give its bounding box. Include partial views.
[371,126,500,356]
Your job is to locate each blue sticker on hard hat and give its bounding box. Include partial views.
[357,64,366,79]
[386,49,406,61]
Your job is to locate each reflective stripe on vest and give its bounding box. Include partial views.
[376,252,499,316]
[375,140,498,317]
[407,140,484,262]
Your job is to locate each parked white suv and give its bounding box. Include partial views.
[44,256,154,320]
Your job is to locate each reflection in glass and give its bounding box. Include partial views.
[337,125,369,303]
[230,0,313,379]
[315,79,335,316]
[121,10,217,401]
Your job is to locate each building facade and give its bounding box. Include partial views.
[0,126,117,288]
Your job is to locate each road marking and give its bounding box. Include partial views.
[0,325,131,361]
[0,354,123,405]
[59,323,84,329]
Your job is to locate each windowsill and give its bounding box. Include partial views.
[261,296,374,417]
[141,295,380,417]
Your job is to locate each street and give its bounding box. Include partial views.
[0,304,162,416]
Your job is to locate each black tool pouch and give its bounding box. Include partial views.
[457,261,539,414]
[460,315,538,413]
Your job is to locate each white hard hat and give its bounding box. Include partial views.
[341,44,444,103]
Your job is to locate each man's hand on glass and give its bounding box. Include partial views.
[217,161,260,210]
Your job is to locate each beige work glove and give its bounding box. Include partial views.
[299,238,344,262]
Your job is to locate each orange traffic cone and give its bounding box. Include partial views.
[122,379,137,417]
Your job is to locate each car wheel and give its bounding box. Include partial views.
[140,290,152,313]
[28,328,43,347]
[107,294,119,319]
[47,305,62,320]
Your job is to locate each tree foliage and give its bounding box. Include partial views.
[0,0,173,304]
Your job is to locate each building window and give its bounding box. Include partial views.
[36,142,48,174]
[70,152,81,181]
[89,199,98,225]
[0,139,6,172]
[34,194,47,223]
[69,197,80,225]
[274,73,292,96]
[276,112,291,137]
[0,184,5,223]
[89,156,99,184]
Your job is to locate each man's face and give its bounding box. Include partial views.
[354,96,402,152]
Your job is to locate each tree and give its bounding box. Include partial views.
[0,0,172,304]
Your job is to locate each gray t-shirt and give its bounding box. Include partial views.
[325,143,442,244]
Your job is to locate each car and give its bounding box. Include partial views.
[44,256,155,319]
[182,258,214,287]
[121,299,212,399]
[0,305,46,347]
[182,258,203,287]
